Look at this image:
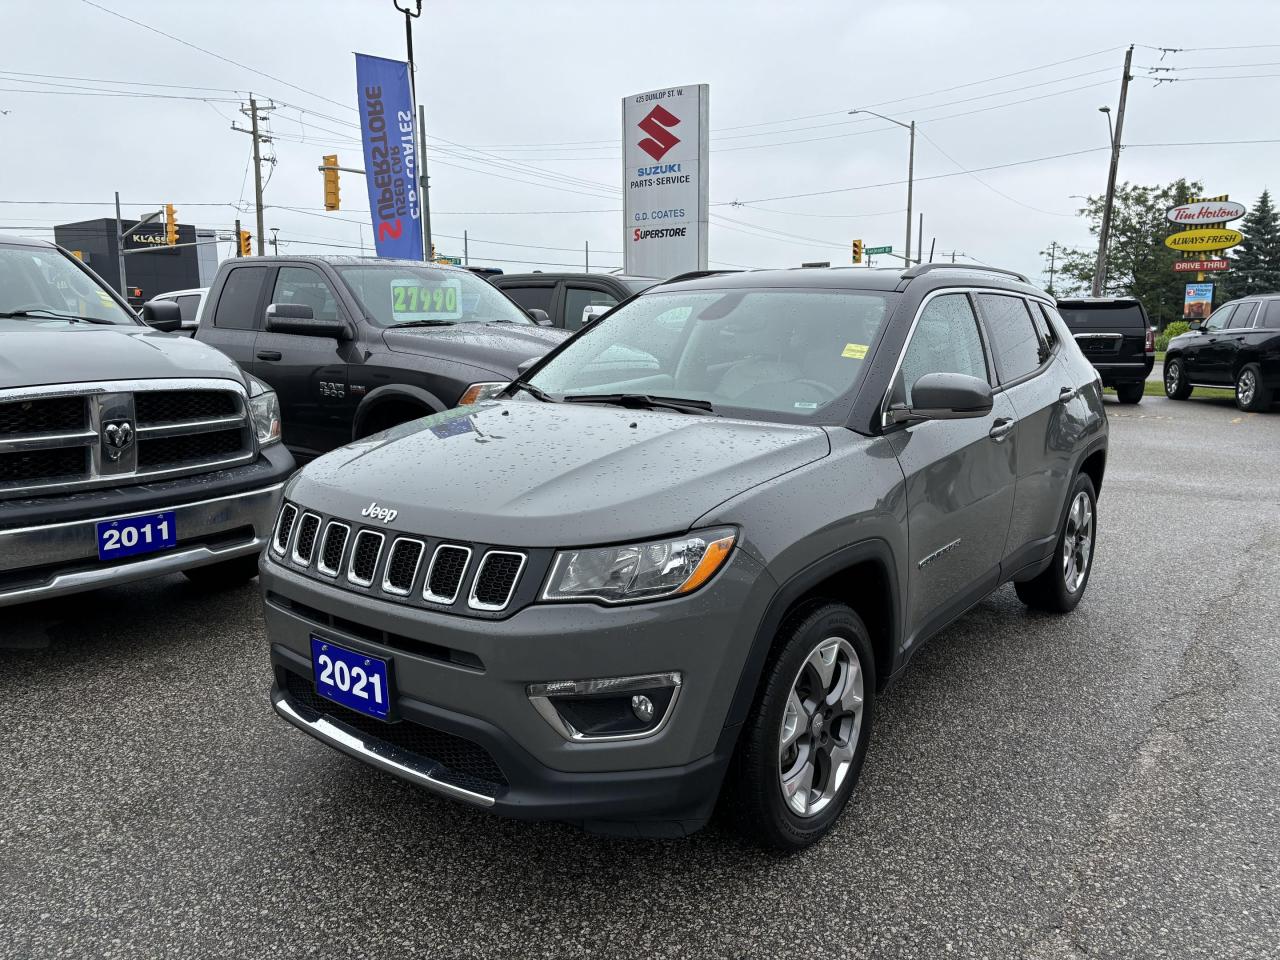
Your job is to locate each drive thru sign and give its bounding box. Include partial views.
[623,85,709,278]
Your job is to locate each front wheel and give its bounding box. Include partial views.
[1015,473,1097,613]
[1235,363,1271,412]
[182,555,260,590]
[1164,357,1192,400]
[1114,381,1144,404]
[727,602,876,851]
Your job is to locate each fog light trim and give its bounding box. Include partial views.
[527,672,682,742]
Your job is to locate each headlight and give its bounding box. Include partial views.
[542,528,736,604]
[248,390,282,446]
[459,381,508,405]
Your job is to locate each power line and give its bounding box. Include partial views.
[915,129,1077,217]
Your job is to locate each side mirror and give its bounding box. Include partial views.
[265,303,349,339]
[888,372,994,425]
[516,357,540,377]
[141,299,182,332]
[581,304,611,326]
[526,307,551,326]
[1187,319,1203,331]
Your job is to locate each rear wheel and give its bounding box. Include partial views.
[182,555,260,589]
[1235,363,1271,412]
[1164,357,1192,400]
[727,601,875,851]
[1114,382,1144,404]
[1015,473,1097,613]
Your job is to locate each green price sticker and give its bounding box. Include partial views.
[391,278,463,319]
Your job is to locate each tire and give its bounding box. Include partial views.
[727,601,876,851]
[182,554,261,589]
[1163,357,1192,400]
[1015,473,1097,614]
[1114,381,1144,404]
[1235,362,1271,413]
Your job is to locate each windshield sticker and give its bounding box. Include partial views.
[391,277,463,320]
[842,343,868,359]
[793,401,819,409]
[97,291,115,307]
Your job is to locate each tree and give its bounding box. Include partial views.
[1228,190,1280,297]
[1049,178,1203,327]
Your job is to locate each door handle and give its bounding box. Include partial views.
[1058,386,1075,403]
[256,350,282,361]
[988,417,1014,441]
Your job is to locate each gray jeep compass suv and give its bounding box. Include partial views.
[261,263,1108,849]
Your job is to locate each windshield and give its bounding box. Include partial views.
[527,287,896,422]
[335,264,530,326]
[0,243,139,327]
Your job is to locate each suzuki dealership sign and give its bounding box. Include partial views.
[623,84,709,277]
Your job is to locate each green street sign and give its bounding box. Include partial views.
[435,256,463,266]
[865,245,892,256]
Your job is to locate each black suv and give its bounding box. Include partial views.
[492,273,658,332]
[196,256,569,462]
[1163,294,1280,411]
[1055,296,1155,404]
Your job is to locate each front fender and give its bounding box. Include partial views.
[352,383,446,438]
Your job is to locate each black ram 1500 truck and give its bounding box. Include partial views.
[0,234,293,606]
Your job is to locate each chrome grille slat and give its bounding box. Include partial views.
[382,538,425,596]
[292,513,322,566]
[316,522,350,577]
[423,545,472,605]
[273,504,298,555]
[0,379,254,499]
[347,530,386,587]
[468,551,526,612]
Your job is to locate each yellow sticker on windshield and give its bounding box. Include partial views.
[97,291,114,306]
[842,343,868,359]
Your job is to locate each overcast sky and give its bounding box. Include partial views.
[3,0,1279,283]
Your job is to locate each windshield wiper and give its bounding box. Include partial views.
[561,393,715,415]
[0,309,116,324]
[391,319,457,328]
[508,380,554,402]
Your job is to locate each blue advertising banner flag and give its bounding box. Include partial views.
[354,53,423,260]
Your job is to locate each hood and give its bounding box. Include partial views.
[288,401,831,546]
[0,326,247,390]
[381,322,569,378]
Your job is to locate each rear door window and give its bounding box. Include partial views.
[1263,300,1280,328]
[213,267,269,330]
[977,294,1044,383]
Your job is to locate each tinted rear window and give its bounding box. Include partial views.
[1057,303,1146,329]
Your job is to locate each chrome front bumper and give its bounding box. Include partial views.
[0,481,285,607]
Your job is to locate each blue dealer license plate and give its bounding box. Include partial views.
[96,511,177,560]
[310,636,392,719]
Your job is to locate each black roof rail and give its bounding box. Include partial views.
[660,269,742,285]
[900,262,1030,284]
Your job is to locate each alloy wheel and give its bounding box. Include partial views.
[1165,361,1181,394]
[778,636,864,818]
[1238,369,1256,406]
[1062,491,1094,594]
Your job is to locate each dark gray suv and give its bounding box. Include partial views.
[261,263,1108,849]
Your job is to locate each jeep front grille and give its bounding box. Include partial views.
[272,509,534,618]
[0,379,255,499]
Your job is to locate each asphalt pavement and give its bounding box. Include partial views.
[3,393,1278,960]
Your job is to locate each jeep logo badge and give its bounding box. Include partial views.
[101,419,134,461]
[360,501,398,524]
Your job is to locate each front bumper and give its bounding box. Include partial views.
[0,447,292,606]
[261,547,772,833]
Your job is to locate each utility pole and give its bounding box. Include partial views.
[419,103,432,261]
[585,241,590,272]
[270,228,279,254]
[928,237,936,263]
[917,212,923,266]
[848,109,915,267]
[463,229,468,265]
[233,96,274,256]
[395,1,430,261]
[1046,241,1058,295]
[115,191,127,298]
[1093,45,1133,297]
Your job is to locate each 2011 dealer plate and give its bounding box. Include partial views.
[310,636,392,719]
[96,510,177,561]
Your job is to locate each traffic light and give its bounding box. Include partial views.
[322,154,340,211]
[851,239,863,265]
[165,203,178,246]
[238,231,252,257]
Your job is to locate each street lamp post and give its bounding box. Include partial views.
[850,108,915,266]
